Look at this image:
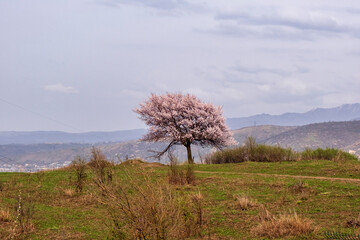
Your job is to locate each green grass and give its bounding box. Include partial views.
[196,160,360,179]
[0,159,360,239]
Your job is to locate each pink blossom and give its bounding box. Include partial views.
[134,93,237,163]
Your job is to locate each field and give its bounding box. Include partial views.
[1,159,360,239]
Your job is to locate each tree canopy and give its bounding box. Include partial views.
[135,93,236,163]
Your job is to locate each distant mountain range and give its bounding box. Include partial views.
[2,120,360,171]
[2,103,360,171]
[0,129,146,145]
[262,121,360,151]
[1,103,360,145]
[227,103,360,129]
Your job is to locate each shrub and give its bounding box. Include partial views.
[71,156,87,192]
[96,167,206,239]
[168,152,196,185]
[88,147,113,185]
[204,147,247,164]
[206,137,357,164]
[300,148,358,161]
[206,142,296,164]
[251,144,295,162]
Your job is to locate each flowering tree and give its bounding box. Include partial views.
[134,93,237,164]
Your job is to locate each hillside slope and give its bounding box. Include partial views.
[264,121,360,151]
[232,125,297,143]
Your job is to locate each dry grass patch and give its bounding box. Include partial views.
[0,209,11,222]
[63,188,75,197]
[252,207,316,238]
[235,195,258,210]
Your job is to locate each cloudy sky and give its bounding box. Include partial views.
[1,0,360,132]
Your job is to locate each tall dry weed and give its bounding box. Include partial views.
[96,166,205,239]
[168,151,196,185]
[88,147,113,186]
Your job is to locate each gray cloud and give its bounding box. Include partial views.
[43,83,78,94]
[216,11,345,33]
[213,7,360,40]
[1,0,360,131]
[347,8,360,14]
[232,65,310,77]
[233,66,290,77]
[100,0,189,10]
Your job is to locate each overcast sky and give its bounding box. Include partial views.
[1,0,360,132]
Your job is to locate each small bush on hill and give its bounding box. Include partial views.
[206,137,357,163]
[251,144,296,162]
[205,147,247,164]
[205,138,297,164]
[71,156,87,192]
[88,147,113,185]
[301,148,358,161]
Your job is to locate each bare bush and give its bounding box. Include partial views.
[96,167,205,239]
[168,152,185,185]
[71,156,87,192]
[168,151,196,185]
[88,147,113,185]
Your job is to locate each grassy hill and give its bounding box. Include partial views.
[1,159,360,239]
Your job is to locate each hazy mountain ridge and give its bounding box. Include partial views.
[2,103,360,171]
[263,121,360,151]
[227,103,360,129]
[2,103,359,145]
[0,129,147,145]
[2,121,360,171]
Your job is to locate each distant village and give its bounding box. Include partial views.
[0,161,72,172]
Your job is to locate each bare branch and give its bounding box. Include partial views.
[147,140,177,160]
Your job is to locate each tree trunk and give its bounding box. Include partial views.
[185,143,194,164]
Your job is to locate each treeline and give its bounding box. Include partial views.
[205,137,358,164]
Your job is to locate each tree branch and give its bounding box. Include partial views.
[147,140,177,160]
